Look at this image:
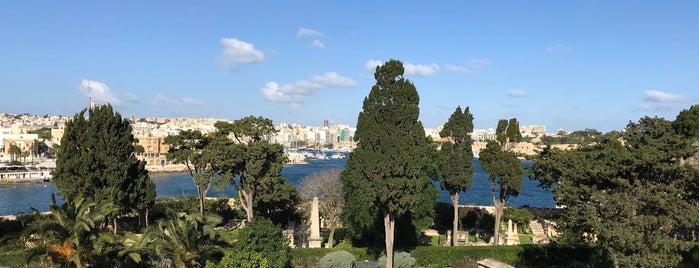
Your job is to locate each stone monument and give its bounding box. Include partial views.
[308,197,322,248]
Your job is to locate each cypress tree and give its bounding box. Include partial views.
[434,106,475,246]
[54,104,155,230]
[341,59,437,268]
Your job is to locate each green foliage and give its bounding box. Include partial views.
[319,250,356,268]
[530,115,699,267]
[379,252,415,268]
[506,118,522,144]
[539,129,602,146]
[673,104,699,140]
[209,251,269,268]
[410,245,609,267]
[22,195,118,267]
[479,141,525,199]
[503,207,533,232]
[214,218,291,268]
[28,127,52,140]
[148,210,226,267]
[53,104,154,220]
[495,119,508,145]
[433,106,475,246]
[213,116,293,222]
[164,129,219,215]
[290,246,373,268]
[341,59,438,251]
[254,174,301,226]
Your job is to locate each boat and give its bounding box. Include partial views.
[330,152,345,159]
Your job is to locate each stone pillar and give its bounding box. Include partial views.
[308,197,322,248]
[505,219,519,245]
[283,229,295,248]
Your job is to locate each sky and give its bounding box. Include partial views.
[1,1,698,132]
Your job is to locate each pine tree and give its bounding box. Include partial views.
[341,59,437,268]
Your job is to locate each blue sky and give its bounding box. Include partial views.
[1,1,697,132]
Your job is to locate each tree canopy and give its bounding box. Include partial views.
[479,138,525,245]
[341,59,437,268]
[53,104,155,224]
[530,115,699,267]
[433,106,475,246]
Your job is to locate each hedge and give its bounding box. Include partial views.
[410,244,611,267]
[291,246,374,268]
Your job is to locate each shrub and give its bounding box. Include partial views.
[210,218,291,268]
[320,250,356,268]
[378,252,415,268]
[503,207,533,233]
[290,245,374,268]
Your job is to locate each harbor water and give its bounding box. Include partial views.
[0,158,555,216]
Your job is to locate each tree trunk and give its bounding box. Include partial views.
[145,208,150,227]
[197,186,206,215]
[451,193,462,246]
[240,189,254,221]
[328,224,336,248]
[113,217,118,234]
[493,198,504,245]
[384,214,395,268]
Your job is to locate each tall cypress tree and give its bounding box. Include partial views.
[341,59,436,268]
[54,104,155,230]
[479,140,524,245]
[434,106,475,246]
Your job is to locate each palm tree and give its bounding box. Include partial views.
[148,209,227,268]
[23,195,117,268]
[8,143,21,164]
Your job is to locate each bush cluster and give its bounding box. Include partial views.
[319,250,356,268]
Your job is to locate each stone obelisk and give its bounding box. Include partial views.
[308,197,322,248]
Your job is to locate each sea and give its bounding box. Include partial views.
[0,158,555,216]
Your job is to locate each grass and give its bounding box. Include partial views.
[429,235,446,246]
[518,234,531,245]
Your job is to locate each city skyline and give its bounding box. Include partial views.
[1,1,698,132]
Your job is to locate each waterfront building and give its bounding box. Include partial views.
[0,133,39,161]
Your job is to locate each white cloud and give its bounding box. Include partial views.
[77,79,138,106]
[507,89,528,98]
[635,90,690,112]
[297,28,324,38]
[261,81,322,104]
[152,94,202,106]
[546,44,571,53]
[261,72,356,104]
[220,37,264,70]
[404,63,439,76]
[468,58,490,69]
[365,59,383,71]
[312,72,357,87]
[311,39,325,49]
[447,57,490,75]
[446,64,473,75]
[644,90,687,103]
